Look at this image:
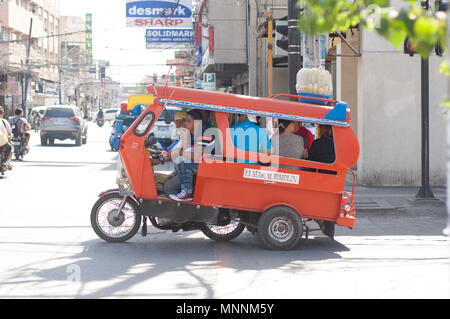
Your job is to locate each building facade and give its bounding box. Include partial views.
[194,0,248,92]
[0,0,61,115]
[59,15,86,106]
[192,0,446,187]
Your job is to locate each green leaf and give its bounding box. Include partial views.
[440,61,450,76]
[414,16,439,38]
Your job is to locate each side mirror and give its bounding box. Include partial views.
[145,132,157,147]
[164,111,171,125]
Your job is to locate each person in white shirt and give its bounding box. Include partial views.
[9,108,31,150]
[0,106,13,170]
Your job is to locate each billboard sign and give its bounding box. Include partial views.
[85,13,93,65]
[145,28,193,49]
[126,0,193,28]
[5,94,13,106]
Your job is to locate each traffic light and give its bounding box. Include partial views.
[404,37,416,56]
[405,36,444,57]
[275,20,288,56]
[435,0,447,57]
[99,66,106,80]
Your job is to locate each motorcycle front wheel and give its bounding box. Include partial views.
[90,193,141,242]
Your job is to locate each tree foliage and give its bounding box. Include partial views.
[297,0,448,58]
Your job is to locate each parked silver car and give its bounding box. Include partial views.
[150,106,180,147]
[103,108,119,122]
[40,105,88,146]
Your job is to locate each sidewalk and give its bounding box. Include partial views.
[344,170,446,214]
[335,181,450,238]
[353,185,446,215]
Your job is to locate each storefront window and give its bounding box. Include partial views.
[2,28,9,41]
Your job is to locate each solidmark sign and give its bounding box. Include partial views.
[146,29,193,49]
[126,0,193,28]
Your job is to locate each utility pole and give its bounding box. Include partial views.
[267,10,273,97]
[59,39,65,104]
[415,0,436,200]
[21,18,32,116]
[288,0,301,98]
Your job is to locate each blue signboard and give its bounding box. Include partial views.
[146,29,193,43]
[146,28,193,49]
[126,0,193,28]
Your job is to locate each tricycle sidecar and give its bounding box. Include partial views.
[91,86,359,250]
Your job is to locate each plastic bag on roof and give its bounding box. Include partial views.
[296,68,333,96]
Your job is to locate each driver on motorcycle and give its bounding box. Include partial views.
[32,110,41,129]
[97,108,104,120]
[0,106,13,170]
[9,108,30,151]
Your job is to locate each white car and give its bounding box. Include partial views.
[150,106,181,147]
[103,108,119,121]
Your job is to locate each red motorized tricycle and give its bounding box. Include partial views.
[90,85,359,250]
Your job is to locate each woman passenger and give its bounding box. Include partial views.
[307,125,335,164]
[272,119,305,169]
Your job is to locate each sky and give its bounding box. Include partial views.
[58,0,175,86]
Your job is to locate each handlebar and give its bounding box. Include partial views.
[147,147,165,165]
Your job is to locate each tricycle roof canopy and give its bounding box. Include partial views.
[144,85,351,127]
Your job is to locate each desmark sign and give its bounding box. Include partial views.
[126,0,192,28]
[243,168,300,185]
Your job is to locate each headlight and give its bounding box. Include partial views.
[116,155,134,195]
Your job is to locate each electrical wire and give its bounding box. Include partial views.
[3,1,195,88]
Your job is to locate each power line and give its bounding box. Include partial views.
[2,0,187,45]
[0,24,127,44]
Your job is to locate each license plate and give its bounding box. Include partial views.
[13,141,20,146]
[158,126,169,131]
[52,119,65,126]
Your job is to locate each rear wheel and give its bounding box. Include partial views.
[257,206,303,250]
[75,133,82,146]
[90,193,141,242]
[200,221,245,242]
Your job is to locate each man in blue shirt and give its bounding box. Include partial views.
[230,114,271,164]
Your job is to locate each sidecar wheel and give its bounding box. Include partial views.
[257,206,303,250]
[91,193,141,242]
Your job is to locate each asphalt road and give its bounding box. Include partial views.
[0,122,448,299]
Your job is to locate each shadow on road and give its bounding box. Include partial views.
[32,231,347,298]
